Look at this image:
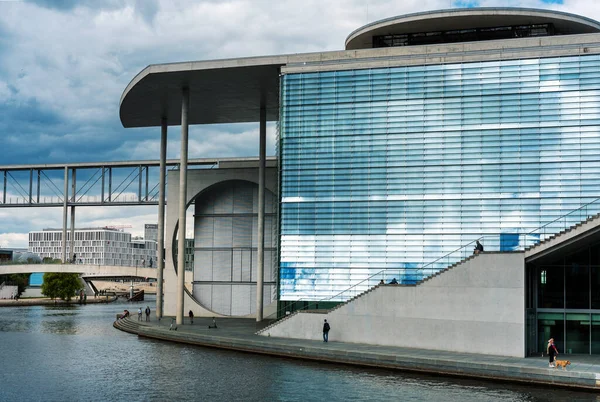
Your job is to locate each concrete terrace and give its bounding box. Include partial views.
[114,315,600,391]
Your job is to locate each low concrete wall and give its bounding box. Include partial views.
[262,252,526,357]
[0,285,18,299]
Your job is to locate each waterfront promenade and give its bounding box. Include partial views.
[114,315,600,391]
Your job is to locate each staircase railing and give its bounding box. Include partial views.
[418,195,600,279]
[265,197,600,322]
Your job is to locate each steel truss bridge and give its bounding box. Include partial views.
[0,157,270,208]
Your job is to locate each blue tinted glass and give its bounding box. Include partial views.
[279,55,600,301]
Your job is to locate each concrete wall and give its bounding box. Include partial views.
[0,285,18,299]
[165,165,278,318]
[261,252,526,357]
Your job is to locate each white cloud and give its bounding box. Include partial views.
[0,233,29,249]
[2,0,600,244]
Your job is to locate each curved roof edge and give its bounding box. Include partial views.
[118,55,288,128]
[345,7,600,50]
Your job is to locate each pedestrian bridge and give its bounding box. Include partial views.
[0,264,159,280]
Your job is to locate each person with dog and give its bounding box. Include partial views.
[547,338,559,367]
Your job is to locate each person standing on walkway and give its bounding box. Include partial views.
[188,310,194,324]
[145,306,151,322]
[138,307,143,321]
[323,319,331,342]
[547,338,559,367]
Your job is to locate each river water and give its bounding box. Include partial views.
[0,298,597,402]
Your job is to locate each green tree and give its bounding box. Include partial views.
[41,273,81,301]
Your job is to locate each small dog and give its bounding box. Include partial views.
[554,360,571,370]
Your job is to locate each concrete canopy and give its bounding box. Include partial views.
[119,56,288,128]
[346,7,600,50]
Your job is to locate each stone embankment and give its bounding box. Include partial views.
[113,316,600,391]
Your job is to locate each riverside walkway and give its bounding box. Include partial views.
[114,316,600,391]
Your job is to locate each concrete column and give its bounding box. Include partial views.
[256,100,266,322]
[108,168,112,202]
[2,171,6,204]
[70,169,76,263]
[157,117,167,319]
[37,170,40,204]
[70,206,76,261]
[145,166,149,201]
[176,87,189,325]
[62,166,68,263]
[28,169,33,204]
[138,165,142,202]
[101,167,105,204]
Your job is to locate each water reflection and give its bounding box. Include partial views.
[0,300,597,401]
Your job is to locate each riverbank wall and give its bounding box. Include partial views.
[113,316,600,391]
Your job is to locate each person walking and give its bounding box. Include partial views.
[138,307,143,321]
[547,338,559,367]
[188,310,194,324]
[323,319,331,342]
[145,306,151,322]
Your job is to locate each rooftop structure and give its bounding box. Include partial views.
[345,8,600,50]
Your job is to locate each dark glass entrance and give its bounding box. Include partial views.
[527,239,600,355]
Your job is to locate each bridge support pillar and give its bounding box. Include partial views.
[70,169,76,263]
[256,98,266,322]
[62,166,68,263]
[176,87,189,325]
[70,206,76,262]
[157,117,167,319]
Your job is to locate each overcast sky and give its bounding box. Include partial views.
[0,0,596,248]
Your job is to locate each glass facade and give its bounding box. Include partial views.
[279,54,600,301]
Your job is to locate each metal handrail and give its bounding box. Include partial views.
[265,196,600,322]
[526,196,600,237]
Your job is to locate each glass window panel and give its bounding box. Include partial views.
[538,312,564,355]
[566,313,590,354]
[592,314,600,354]
[565,248,590,309]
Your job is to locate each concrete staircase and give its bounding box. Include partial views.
[524,211,600,260]
[257,254,486,336]
[259,207,600,337]
[258,252,485,336]
[113,316,149,334]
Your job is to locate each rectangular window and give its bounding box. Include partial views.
[566,313,590,354]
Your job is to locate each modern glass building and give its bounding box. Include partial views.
[279,53,600,301]
[278,10,600,303]
[120,8,600,353]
